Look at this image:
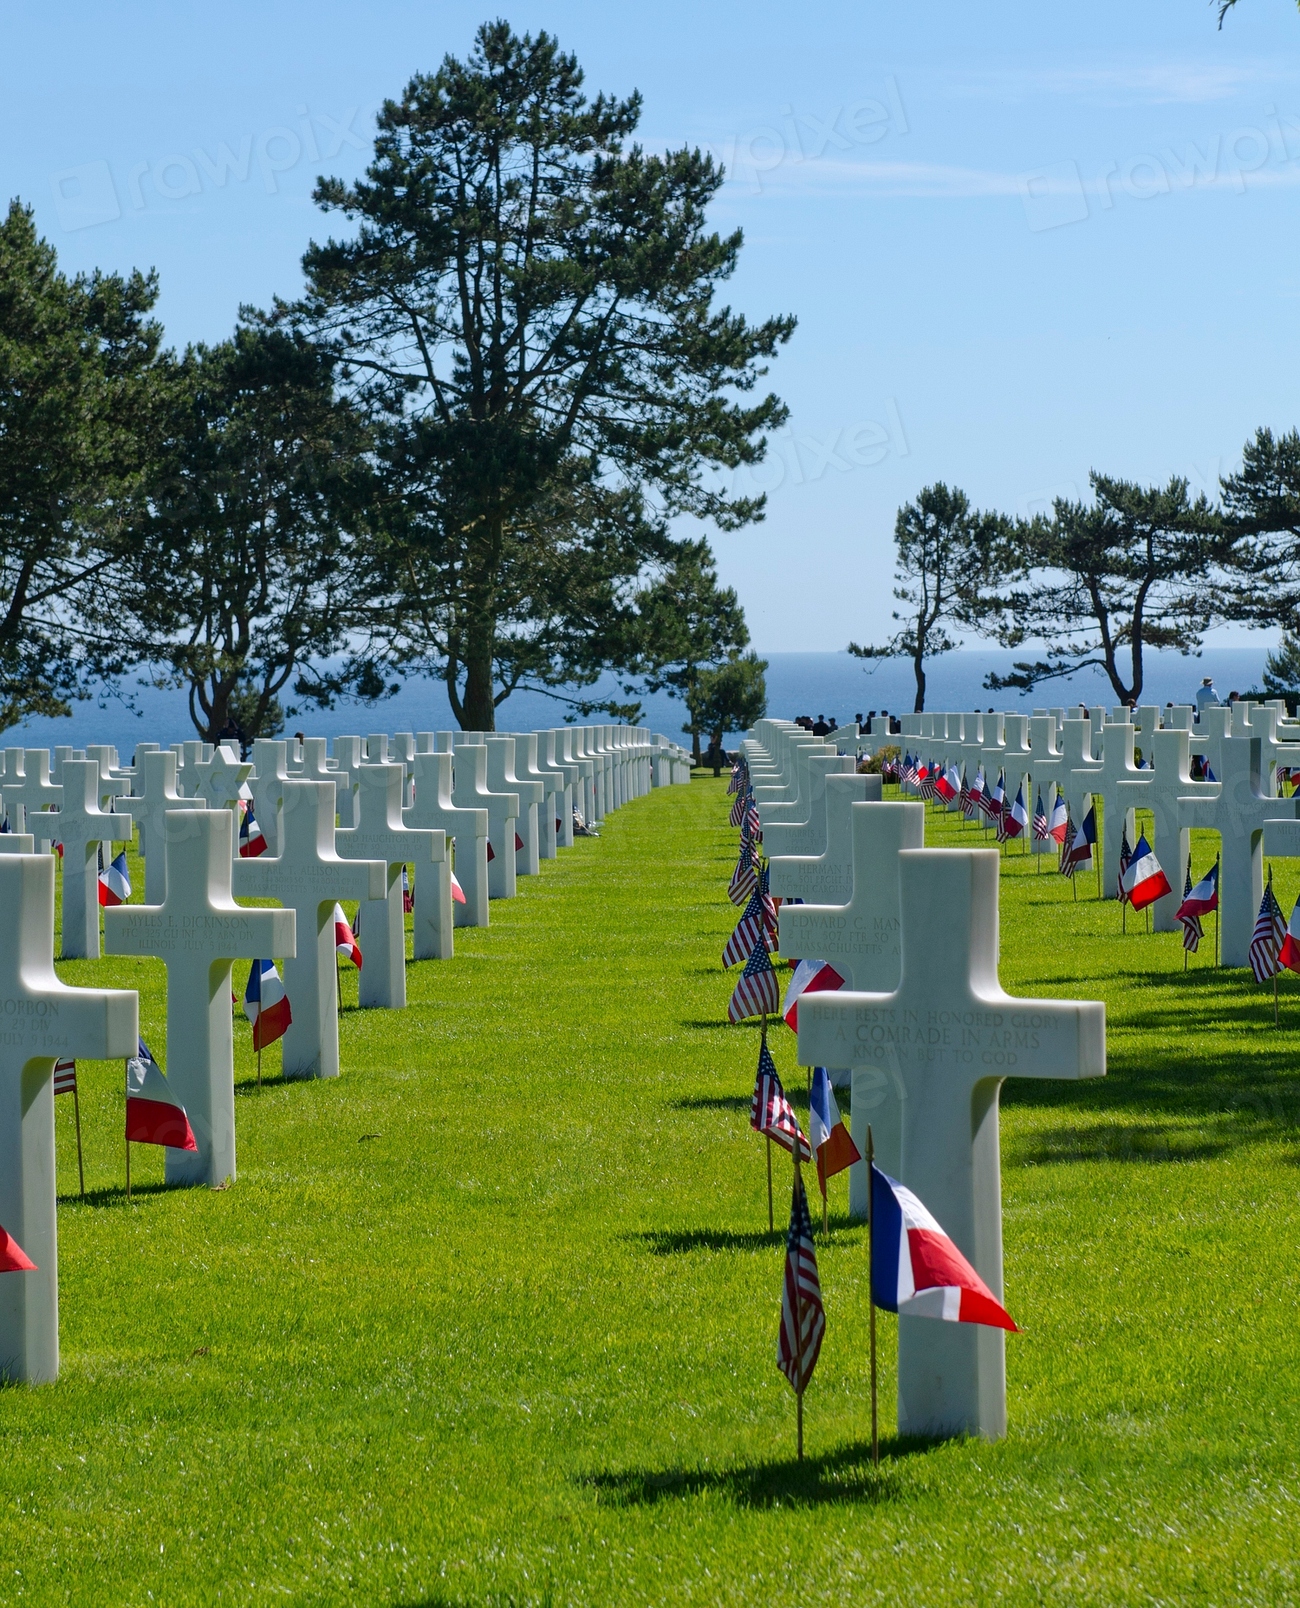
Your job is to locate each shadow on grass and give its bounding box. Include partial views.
[998,960,1300,1157]
[583,1437,932,1508]
[636,1226,785,1255]
[58,1181,175,1207]
[671,1094,751,1112]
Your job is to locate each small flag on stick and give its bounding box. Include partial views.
[776,1167,825,1461]
[729,931,781,1023]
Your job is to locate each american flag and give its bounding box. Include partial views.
[1061,801,1096,877]
[1250,874,1287,981]
[729,840,759,906]
[958,765,970,813]
[1117,823,1133,903]
[1179,854,1201,951]
[729,788,747,827]
[729,931,782,1022]
[744,799,762,843]
[750,1036,811,1158]
[987,770,1007,831]
[777,1171,825,1395]
[919,760,939,801]
[727,762,743,796]
[723,883,777,968]
[53,1058,77,1097]
[1032,789,1049,840]
[965,767,985,819]
[902,752,917,787]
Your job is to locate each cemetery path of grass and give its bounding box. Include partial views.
[3,777,1300,1606]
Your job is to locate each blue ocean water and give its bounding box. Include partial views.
[0,646,1274,755]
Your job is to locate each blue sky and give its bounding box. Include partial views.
[6,1,1300,653]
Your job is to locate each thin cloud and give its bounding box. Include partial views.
[937,58,1293,106]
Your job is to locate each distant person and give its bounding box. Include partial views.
[812,714,831,736]
[1228,690,1240,703]
[1196,677,1220,714]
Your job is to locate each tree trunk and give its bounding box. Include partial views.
[691,725,702,765]
[461,624,497,731]
[913,654,926,713]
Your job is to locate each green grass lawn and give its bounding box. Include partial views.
[3,777,1299,1605]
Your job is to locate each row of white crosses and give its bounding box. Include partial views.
[743,722,1105,1443]
[846,699,1300,957]
[0,722,690,1384]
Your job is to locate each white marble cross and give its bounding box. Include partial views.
[451,743,519,899]
[84,745,131,809]
[780,797,925,1216]
[799,847,1105,1440]
[763,758,862,861]
[54,760,134,960]
[331,738,365,827]
[1090,723,1150,899]
[487,737,541,876]
[405,753,489,927]
[249,739,291,856]
[1115,729,1217,932]
[0,854,139,1382]
[767,776,881,904]
[1178,733,1298,964]
[552,730,595,829]
[2,751,61,850]
[535,732,578,848]
[337,763,450,1004]
[1061,716,1102,842]
[132,751,207,904]
[505,733,563,859]
[233,780,386,1079]
[104,810,294,1186]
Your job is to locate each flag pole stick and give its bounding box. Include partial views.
[868,1123,878,1469]
[257,1041,262,1090]
[1215,855,1221,967]
[72,1080,85,1200]
[762,1014,774,1233]
[125,1136,130,1202]
[792,1152,805,1463]
[1274,971,1279,1026]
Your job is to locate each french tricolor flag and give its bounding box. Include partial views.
[333,903,362,968]
[934,763,959,803]
[1004,782,1029,838]
[870,1163,1017,1331]
[1279,893,1300,974]
[1047,788,1069,844]
[451,870,467,905]
[245,959,292,1050]
[809,1068,861,1196]
[1120,833,1171,911]
[125,1040,198,1151]
[239,807,268,858]
[1175,861,1219,924]
[0,1222,37,1272]
[97,849,131,906]
[781,957,845,1031]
